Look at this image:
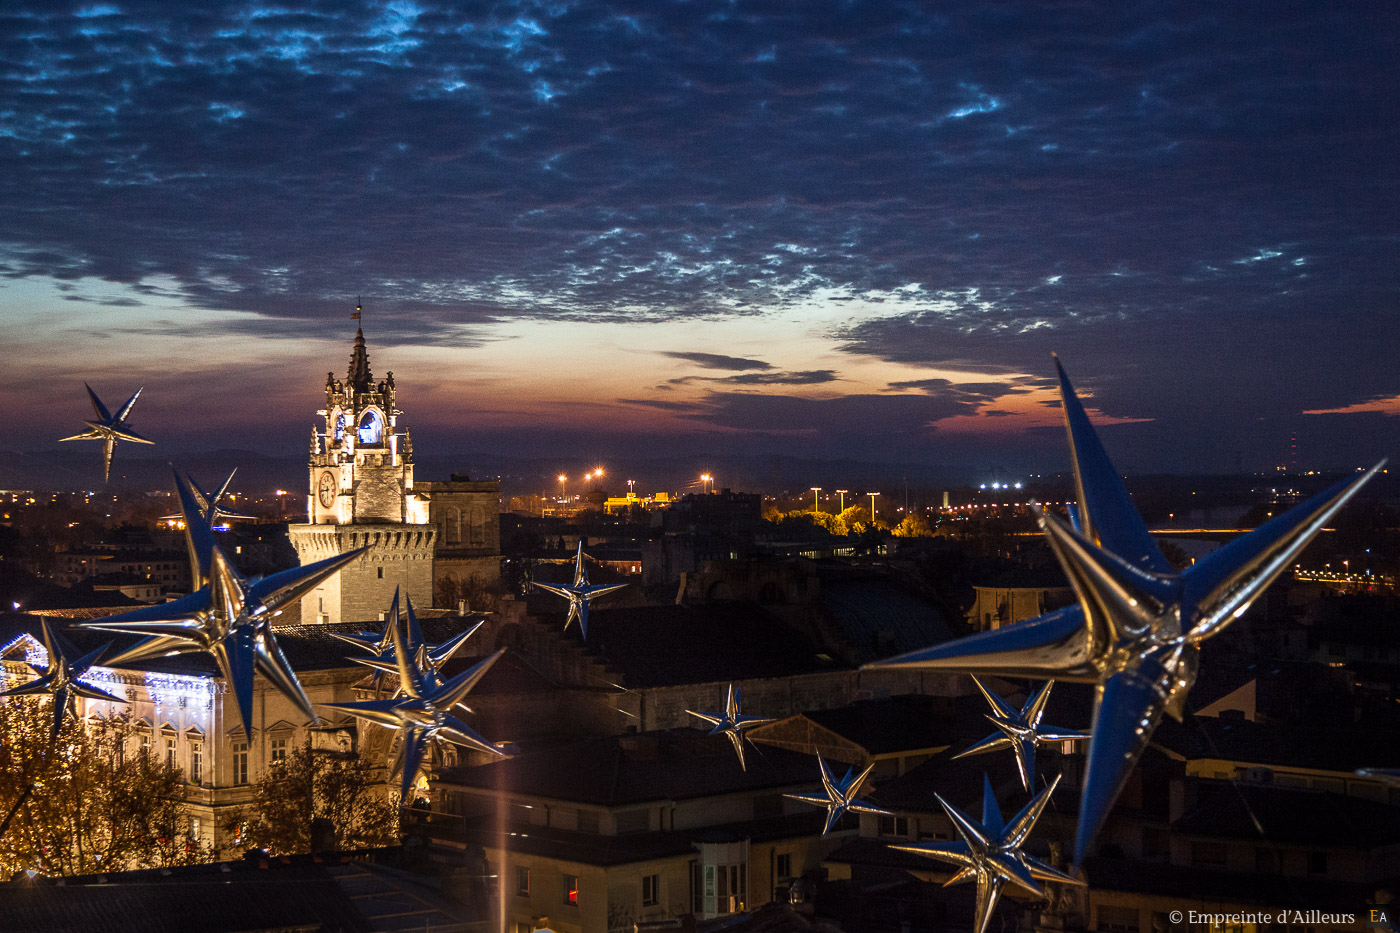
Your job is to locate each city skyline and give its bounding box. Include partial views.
[2,3,1397,473]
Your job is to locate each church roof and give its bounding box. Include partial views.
[347,327,372,391]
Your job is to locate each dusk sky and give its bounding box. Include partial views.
[3,1,1398,476]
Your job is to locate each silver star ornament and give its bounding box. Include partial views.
[82,470,365,739]
[533,541,627,640]
[0,619,121,744]
[954,678,1086,792]
[785,755,893,834]
[686,682,775,771]
[890,774,1082,933]
[158,469,255,527]
[870,357,1385,864]
[60,384,154,482]
[335,588,481,696]
[323,606,509,799]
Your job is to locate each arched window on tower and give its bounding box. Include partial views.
[469,507,486,547]
[446,507,462,546]
[357,409,384,445]
[333,412,346,441]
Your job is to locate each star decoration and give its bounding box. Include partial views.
[59,384,154,482]
[81,470,365,739]
[953,678,1086,792]
[159,469,255,527]
[785,754,893,834]
[686,682,775,771]
[334,588,481,696]
[0,619,121,744]
[890,774,1081,933]
[869,357,1385,864]
[322,606,509,799]
[533,541,627,640]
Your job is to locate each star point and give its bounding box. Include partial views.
[686,682,774,771]
[59,384,154,482]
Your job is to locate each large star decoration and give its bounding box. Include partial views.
[954,678,1086,792]
[59,384,154,482]
[870,358,1385,864]
[785,755,893,834]
[335,588,480,696]
[82,470,365,739]
[890,774,1081,933]
[533,540,627,640]
[323,607,509,798]
[0,619,121,744]
[686,682,775,771]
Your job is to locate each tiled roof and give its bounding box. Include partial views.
[817,579,954,664]
[440,728,820,806]
[582,602,843,688]
[0,855,372,933]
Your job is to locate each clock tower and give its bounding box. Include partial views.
[287,324,436,625]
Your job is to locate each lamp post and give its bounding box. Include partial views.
[868,491,878,523]
[811,487,822,512]
[558,475,567,503]
[701,473,712,494]
[627,479,636,497]
[836,489,848,513]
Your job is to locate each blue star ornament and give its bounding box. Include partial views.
[534,541,627,640]
[323,607,508,798]
[59,384,154,482]
[0,619,121,744]
[686,683,775,771]
[954,678,1086,792]
[337,589,481,696]
[869,358,1385,864]
[890,774,1081,933]
[785,755,893,834]
[82,471,365,739]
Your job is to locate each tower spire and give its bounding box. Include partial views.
[347,301,372,391]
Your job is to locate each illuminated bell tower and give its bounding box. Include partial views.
[287,321,435,625]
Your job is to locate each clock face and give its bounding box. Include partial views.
[317,471,337,508]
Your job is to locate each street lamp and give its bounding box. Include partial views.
[558,475,567,502]
[627,479,636,497]
[836,489,848,512]
[868,491,878,522]
[811,487,822,512]
[701,473,712,494]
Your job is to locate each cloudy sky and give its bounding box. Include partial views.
[3,1,1397,475]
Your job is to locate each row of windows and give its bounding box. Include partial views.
[513,867,660,909]
[130,736,288,786]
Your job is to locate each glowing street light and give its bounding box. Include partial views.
[868,491,879,521]
[836,489,848,512]
[811,487,822,512]
[627,479,636,496]
[558,475,567,502]
[701,473,713,494]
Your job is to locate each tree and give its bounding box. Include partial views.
[224,742,399,855]
[0,701,208,876]
[893,513,935,537]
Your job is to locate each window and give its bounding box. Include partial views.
[562,873,579,906]
[577,810,600,833]
[642,873,659,907]
[1190,841,1227,869]
[377,567,384,579]
[615,809,648,834]
[232,742,249,785]
[877,815,909,838]
[190,817,201,842]
[271,738,288,764]
[139,733,150,759]
[190,743,203,784]
[775,852,792,880]
[165,737,178,770]
[516,866,529,896]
